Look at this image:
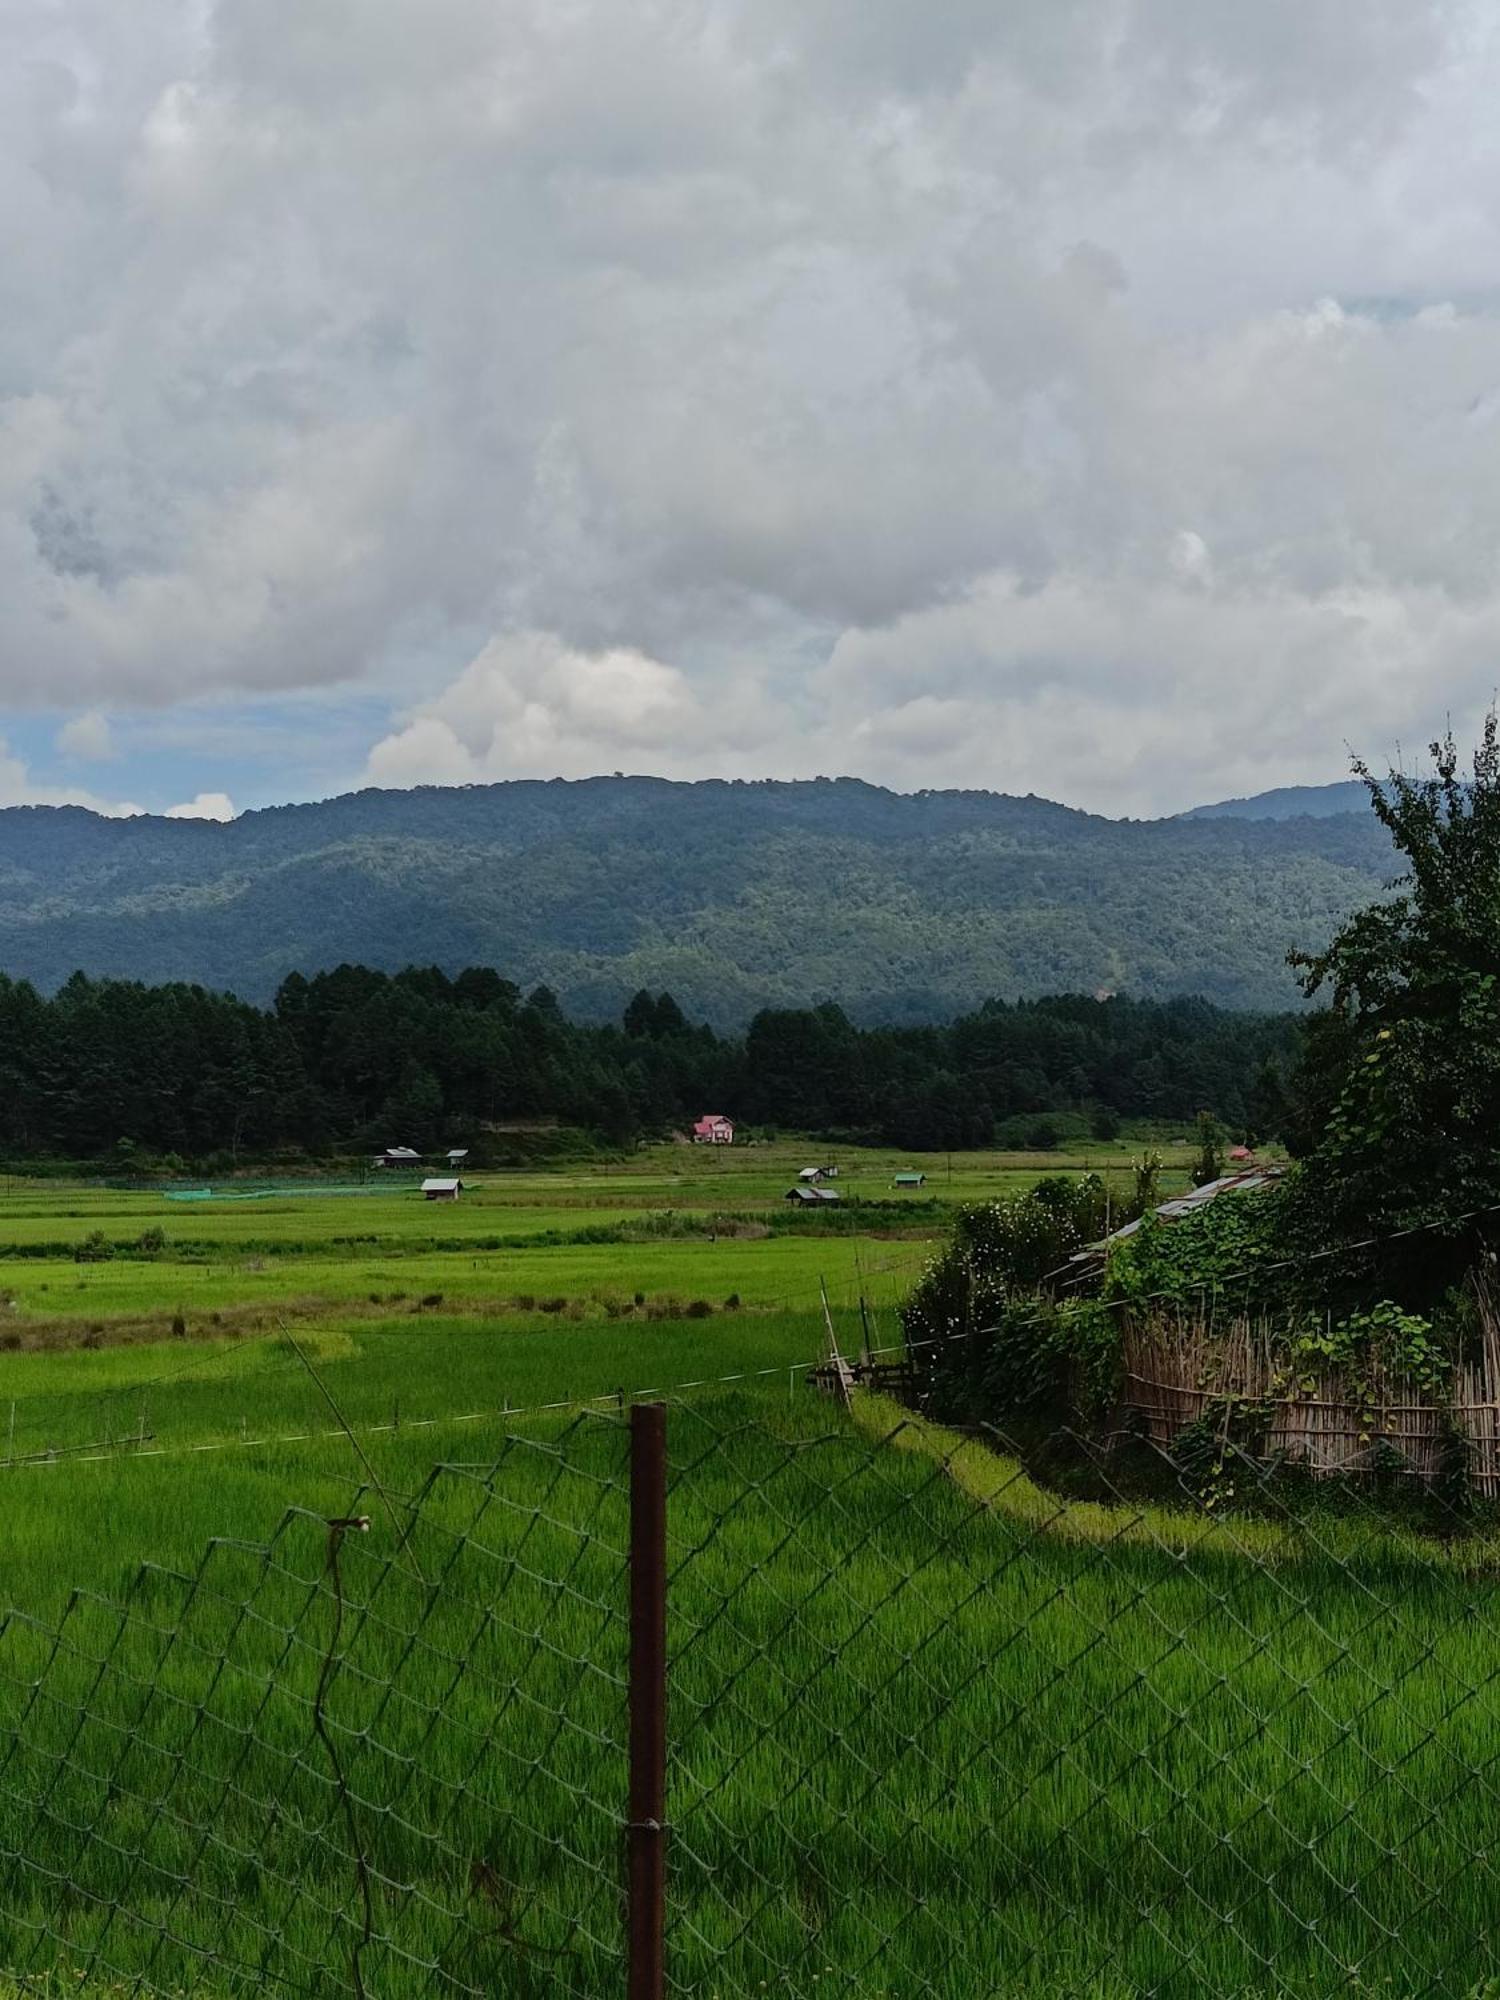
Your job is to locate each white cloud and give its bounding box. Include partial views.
[7,0,1500,807]
[55,710,114,761]
[0,736,139,815]
[367,632,775,784]
[164,790,235,820]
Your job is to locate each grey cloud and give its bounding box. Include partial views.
[0,0,1495,810]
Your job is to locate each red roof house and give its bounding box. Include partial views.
[692,1114,735,1145]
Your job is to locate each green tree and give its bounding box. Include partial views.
[384,1061,445,1151]
[1133,1149,1163,1215]
[622,990,658,1039]
[1289,716,1500,1287]
[1191,1111,1224,1188]
[0,953,1291,1163]
[1245,1057,1287,1146]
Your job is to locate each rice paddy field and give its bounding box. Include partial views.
[2,1140,1495,1998]
[0,1135,1173,1590]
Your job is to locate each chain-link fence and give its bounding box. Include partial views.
[3,1389,1500,1997]
[0,1416,632,1999]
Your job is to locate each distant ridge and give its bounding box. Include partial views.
[0,775,1393,1021]
[1182,780,1368,821]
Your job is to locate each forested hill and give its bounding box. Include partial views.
[0,777,1391,1021]
[1181,780,1368,821]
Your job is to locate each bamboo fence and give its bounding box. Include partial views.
[1121,1305,1500,1495]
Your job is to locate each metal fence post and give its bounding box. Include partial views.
[628,1401,668,2000]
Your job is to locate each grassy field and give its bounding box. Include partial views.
[0,1140,985,1608]
[2,1393,1499,1998]
[0,1137,1184,1533]
[9,1140,1491,1999]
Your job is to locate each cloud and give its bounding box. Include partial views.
[55,710,115,761]
[0,737,139,815]
[819,566,1500,814]
[164,791,236,821]
[5,0,1500,808]
[366,632,775,784]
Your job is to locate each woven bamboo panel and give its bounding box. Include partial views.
[1120,1312,1500,1491]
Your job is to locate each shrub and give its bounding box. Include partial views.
[904,1175,1116,1426]
[74,1230,113,1264]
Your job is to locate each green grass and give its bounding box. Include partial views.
[0,1152,939,1600]
[3,1394,1500,1997]
[0,1230,928,1318]
[0,1133,1190,1240]
[3,1146,1491,1999]
[664,1397,1500,1998]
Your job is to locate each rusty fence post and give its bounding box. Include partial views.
[628,1401,668,2000]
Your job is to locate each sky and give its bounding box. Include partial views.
[4,0,1500,820]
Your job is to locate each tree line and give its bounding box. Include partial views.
[0,964,1299,1163]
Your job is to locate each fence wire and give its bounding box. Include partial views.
[664,1396,1500,2000]
[0,1412,631,1998]
[4,1387,1500,1996]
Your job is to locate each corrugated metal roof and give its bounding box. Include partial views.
[1074,1164,1286,1257]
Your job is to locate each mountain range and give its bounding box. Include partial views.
[0,775,1391,1022]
